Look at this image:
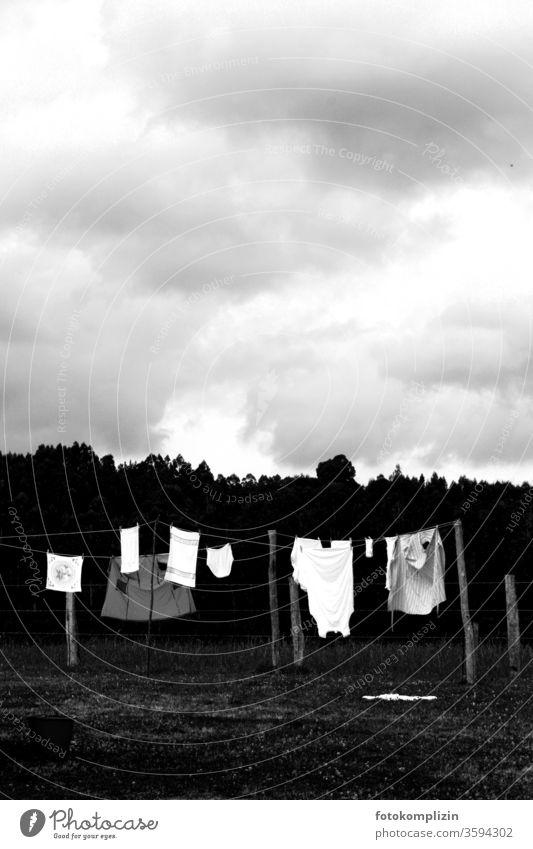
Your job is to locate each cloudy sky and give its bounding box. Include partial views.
[2,0,533,482]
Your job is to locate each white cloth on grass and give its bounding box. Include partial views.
[164,527,199,588]
[365,537,373,558]
[120,525,139,573]
[291,537,322,589]
[206,543,233,578]
[387,527,446,616]
[46,553,83,592]
[297,545,354,638]
[362,694,437,702]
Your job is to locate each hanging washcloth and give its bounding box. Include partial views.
[164,527,199,588]
[46,553,83,592]
[206,543,233,578]
[120,525,139,573]
[365,537,373,558]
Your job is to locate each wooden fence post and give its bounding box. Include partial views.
[454,519,476,684]
[268,530,280,669]
[65,591,79,668]
[504,574,521,677]
[289,575,304,666]
[146,516,159,678]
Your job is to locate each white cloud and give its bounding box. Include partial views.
[3,0,533,484]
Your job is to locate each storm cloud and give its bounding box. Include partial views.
[2,0,533,481]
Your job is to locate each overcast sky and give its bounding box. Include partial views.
[2,0,533,482]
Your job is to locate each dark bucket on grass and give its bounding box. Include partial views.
[27,716,74,759]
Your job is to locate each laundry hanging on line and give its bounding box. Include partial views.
[365,537,373,558]
[294,541,354,638]
[290,537,322,590]
[206,543,233,578]
[163,527,199,588]
[120,525,139,574]
[101,555,196,621]
[331,539,352,549]
[46,553,83,592]
[386,527,446,616]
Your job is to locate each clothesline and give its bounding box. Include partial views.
[0,524,272,546]
[0,518,458,546]
[0,523,456,560]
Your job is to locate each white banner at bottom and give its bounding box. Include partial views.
[3,799,531,848]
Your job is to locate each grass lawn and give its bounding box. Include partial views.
[0,637,531,800]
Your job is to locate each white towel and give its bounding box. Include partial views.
[164,527,199,588]
[207,543,233,578]
[120,525,139,573]
[365,537,373,558]
[46,553,83,592]
[298,546,354,638]
[331,539,352,549]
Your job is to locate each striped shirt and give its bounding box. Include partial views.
[387,527,446,615]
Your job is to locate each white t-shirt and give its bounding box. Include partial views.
[298,546,354,638]
[291,537,322,589]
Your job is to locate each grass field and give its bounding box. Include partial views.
[0,637,531,800]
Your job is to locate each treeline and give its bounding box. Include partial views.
[1,442,531,581]
[1,443,532,642]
